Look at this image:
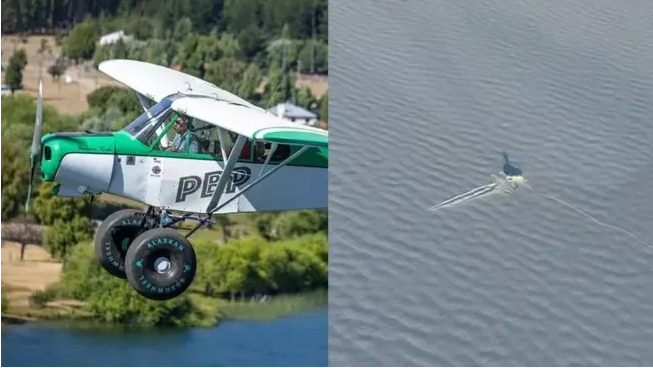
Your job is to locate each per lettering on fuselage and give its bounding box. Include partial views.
[175,167,251,202]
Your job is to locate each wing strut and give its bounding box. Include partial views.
[136,93,151,112]
[216,127,230,167]
[207,145,309,214]
[205,134,247,214]
[258,143,278,177]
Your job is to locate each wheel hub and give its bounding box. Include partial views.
[154,257,171,273]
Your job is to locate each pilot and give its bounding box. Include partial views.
[167,116,201,153]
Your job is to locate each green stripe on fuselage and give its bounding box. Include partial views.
[40,130,327,182]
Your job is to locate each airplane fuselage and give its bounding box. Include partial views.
[41,131,328,214]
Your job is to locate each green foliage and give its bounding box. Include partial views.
[220,289,327,320]
[76,0,327,80]
[47,62,66,80]
[58,242,208,327]
[237,64,263,103]
[4,49,27,93]
[1,136,30,220]
[29,288,58,307]
[298,40,328,74]
[196,232,328,298]
[84,85,140,130]
[237,24,265,61]
[42,217,94,261]
[248,212,279,240]
[82,106,128,132]
[32,183,93,225]
[65,19,97,61]
[0,95,81,219]
[204,58,249,93]
[2,0,327,49]
[86,86,123,109]
[1,294,8,314]
[86,85,139,115]
[293,87,316,110]
[320,91,328,122]
[1,94,79,148]
[248,210,327,240]
[33,181,95,262]
[271,210,328,239]
[263,62,296,107]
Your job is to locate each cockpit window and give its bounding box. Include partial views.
[122,94,184,142]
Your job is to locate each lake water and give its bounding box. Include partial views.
[329,0,653,366]
[1,308,327,367]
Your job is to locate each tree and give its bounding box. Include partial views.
[1,136,29,220]
[320,91,328,122]
[32,183,92,226]
[1,221,43,261]
[42,216,94,264]
[204,58,248,93]
[4,49,27,94]
[236,63,263,102]
[270,210,327,239]
[293,87,315,109]
[1,294,8,314]
[47,64,65,80]
[65,19,97,61]
[263,61,296,107]
[237,24,265,61]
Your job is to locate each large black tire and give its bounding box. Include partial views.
[94,209,155,279]
[124,228,197,301]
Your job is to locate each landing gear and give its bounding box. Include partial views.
[95,206,212,300]
[94,209,155,279]
[124,228,197,301]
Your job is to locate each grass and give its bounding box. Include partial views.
[217,289,327,321]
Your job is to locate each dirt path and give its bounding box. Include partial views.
[1,242,62,308]
[2,35,121,115]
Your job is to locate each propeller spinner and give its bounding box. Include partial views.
[26,78,44,213]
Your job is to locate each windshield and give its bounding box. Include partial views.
[123,93,187,138]
[123,99,173,137]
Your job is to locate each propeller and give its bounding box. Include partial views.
[25,78,44,213]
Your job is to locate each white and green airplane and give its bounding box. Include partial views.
[27,59,328,301]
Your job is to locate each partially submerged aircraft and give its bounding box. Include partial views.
[27,59,328,301]
[426,153,524,212]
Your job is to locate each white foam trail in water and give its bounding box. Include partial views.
[427,175,513,212]
[522,182,653,250]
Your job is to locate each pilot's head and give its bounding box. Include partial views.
[173,116,188,134]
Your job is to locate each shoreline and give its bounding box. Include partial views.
[1,289,328,328]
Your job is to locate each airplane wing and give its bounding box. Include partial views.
[98,59,257,109]
[170,96,328,148]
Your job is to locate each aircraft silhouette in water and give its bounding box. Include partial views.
[502,151,522,177]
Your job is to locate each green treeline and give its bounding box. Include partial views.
[3,0,328,76]
[2,0,327,44]
[35,231,327,327]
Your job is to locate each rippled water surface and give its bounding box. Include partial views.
[2,309,327,367]
[329,0,653,365]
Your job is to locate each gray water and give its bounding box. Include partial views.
[1,309,327,366]
[329,0,653,365]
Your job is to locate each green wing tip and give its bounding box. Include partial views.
[262,131,328,148]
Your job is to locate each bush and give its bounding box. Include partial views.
[29,288,58,307]
[57,241,208,327]
[1,294,8,314]
[196,232,328,298]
